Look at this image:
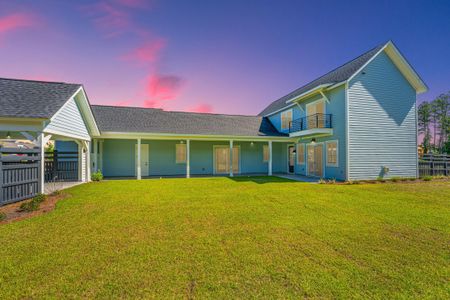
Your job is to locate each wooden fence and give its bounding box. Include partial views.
[44,151,79,182]
[0,147,41,206]
[419,154,450,177]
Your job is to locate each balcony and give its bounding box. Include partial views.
[289,113,333,137]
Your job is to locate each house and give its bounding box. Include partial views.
[0,41,427,192]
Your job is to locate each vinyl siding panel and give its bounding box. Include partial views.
[45,98,90,140]
[268,105,301,133]
[348,51,417,180]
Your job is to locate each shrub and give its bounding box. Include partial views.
[391,177,401,182]
[19,200,40,212]
[0,212,6,221]
[376,176,386,183]
[328,178,336,184]
[33,193,46,204]
[318,178,326,184]
[422,176,433,181]
[91,170,103,182]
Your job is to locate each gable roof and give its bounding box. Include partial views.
[258,43,386,116]
[0,78,82,119]
[92,105,286,137]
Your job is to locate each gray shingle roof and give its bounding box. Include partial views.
[258,43,385,116]
[0,78,81,119]
[92,105,286,137]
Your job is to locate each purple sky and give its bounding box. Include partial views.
[1,0,449,115]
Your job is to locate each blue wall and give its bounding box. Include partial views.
[101,139,289,177]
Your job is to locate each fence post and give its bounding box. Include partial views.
[0,148,3,204]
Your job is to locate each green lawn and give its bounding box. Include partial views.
[0,177,449,299]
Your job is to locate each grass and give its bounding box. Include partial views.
[0,177,449,299]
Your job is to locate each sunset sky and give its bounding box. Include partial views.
[1,0,449,115]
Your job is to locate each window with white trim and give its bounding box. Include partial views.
[326,140,338,167]
[297,143,305,164]
[263,145,269,162]
[281,109,293,130]
[176,143,187,163]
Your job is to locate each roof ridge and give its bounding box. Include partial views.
[92,104,260,118]
[0,77,80,85]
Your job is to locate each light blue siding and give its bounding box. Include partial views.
[45,98,90,140]
[294,85,347,181]
[102,139,289,177]
[348,51,417,180]
[268,105,301,133]
[55,141,78,152]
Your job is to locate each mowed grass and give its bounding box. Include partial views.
[0,177,449,299]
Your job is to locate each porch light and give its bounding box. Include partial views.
[250,142,254,146]
[6,131,11,139]
[311,138,316,145]
[180,140,184,144]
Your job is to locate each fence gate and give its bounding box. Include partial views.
[0,147,41,206]
[44,150,79,182]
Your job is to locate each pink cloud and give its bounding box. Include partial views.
[121,39,166,63]
[188,104,213,113]
[0,13,35,35]
[143,74,184,108]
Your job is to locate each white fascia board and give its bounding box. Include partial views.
[285,84,333,104]
[263,103,297,117]
[98,131,295,142]
[43,128,91,141]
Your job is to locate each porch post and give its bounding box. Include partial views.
[38,132,45,193]
[186,139,190,178]
[86,141,91,182]
[229,140,234,177]
[99,140,104,172]
[137,138,141,180]
[268,141,273,176]
[93,139,98,173]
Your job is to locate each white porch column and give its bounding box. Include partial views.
[137,138,141,180]
[93,139,98,173]
[99,140,104,172]
[86,141,91,182]
[38,132,45,193]
[229,140,234,177]
[186,139,190,178]
[268,141,273,176]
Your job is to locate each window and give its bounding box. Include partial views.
[263,145,269,162]
[297,143,305,164]
[176,143,187,163]
[281,109,293,130]
[326,140,338,167]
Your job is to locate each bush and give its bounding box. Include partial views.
[33,193,46,204]
[376,176,386,183]
[91,170,103,182]
[391,177,401,182]
[0,212,6,221]
[422,176,433,181]
[19,194,46,212]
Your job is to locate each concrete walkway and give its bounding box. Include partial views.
[275,174,319,183]
[44,181,84,194]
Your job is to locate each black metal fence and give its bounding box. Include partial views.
[44,151,79,182]
[0,147,41,206]
[289,113,332,133]
[419,154,450,177]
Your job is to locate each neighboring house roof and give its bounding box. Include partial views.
[0,78,82,119]
[92,105,286,137]
[258,43,385,116]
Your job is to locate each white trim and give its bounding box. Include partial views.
[43,128,91,141]
[262,103,296,117]
[98,132,294,142]
[286,84,332,104]
[268,141,272,175]
[281,109,293,131]
[325,140,339,167]
[296,143,305,165]
[212,145,241,175]
[136,138,141,180]
[186,139,190,178]
[289,128,333,138]
[77,87,101,136]
[319,90,329,103]
[345,82,350,181]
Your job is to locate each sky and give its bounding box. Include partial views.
[0,0,449,115]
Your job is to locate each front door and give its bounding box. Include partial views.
[214,146,239,174]
[135,144,149,177]
[307,144,323,177]
[288,145,295,173]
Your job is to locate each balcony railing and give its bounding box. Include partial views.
[289,113,332,133]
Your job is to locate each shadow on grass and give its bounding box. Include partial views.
[227,176,296,184]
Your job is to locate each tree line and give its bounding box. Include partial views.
[418,92,450,154]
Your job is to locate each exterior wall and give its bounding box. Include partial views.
[101,139,289,177]
[293,85,347,181]
[55,141,78,152]
[347,51,417,180]
[45,98,90,140]
[268,105,301,134]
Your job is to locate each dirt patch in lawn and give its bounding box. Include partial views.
[0,193,68,225]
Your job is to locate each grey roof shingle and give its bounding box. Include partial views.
[258,43,385,116]
[0,78,81,119]
[92,105,286,137]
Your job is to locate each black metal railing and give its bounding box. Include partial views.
[289,113,332,133]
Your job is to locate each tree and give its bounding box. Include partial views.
[418,101,432,153]
[431,92,450,153]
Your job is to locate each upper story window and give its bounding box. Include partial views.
[176,143,187,163]
[281,109,293,130]
[326,140,338,167]
[306,100,326,128]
